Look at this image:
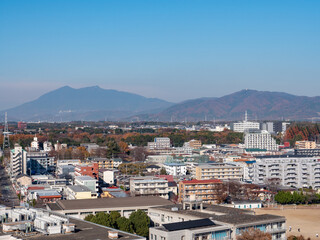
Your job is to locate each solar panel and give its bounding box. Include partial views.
[163,218,216,231]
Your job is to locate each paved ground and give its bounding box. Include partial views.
[0,164,19,207]
[255,207,320,240]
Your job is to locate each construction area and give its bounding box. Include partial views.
[255,205,320,240]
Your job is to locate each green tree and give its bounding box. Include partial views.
[109,211,121,228]
[91,212,112,227]
[116,217,134,233]
[106,140,120,158]
[129,210,150,237]
[160,168,167,175]
[84,214,95,222]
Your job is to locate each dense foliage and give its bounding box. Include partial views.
[84,210,150,237]
[274,191,320,205]
[284,123,320,146]
[237,228,272,240]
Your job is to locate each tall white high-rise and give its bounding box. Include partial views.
[10,144,27,178]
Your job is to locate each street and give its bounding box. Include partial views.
[0,165,19,207]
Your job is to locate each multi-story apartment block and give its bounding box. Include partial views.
[232,121,260,133]
[195,163,243,181]
[295,141,316,149]
[184,139,202,149]
[147,137,171,150]
[80,158,122,169]
[27,151,55,174]
[164,163,186,176]
[10,144,27,178]
[245,129,279,151]
[178,179,222,204]
[252,155,320,189]
[130,176,169,199]
[74,163,99,179]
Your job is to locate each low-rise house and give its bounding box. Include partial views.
[65,185,97,200]
[101,186,129,198]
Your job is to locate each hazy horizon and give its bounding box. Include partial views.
[1,1,319,109]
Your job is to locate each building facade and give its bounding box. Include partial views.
[195,163,243,181]
[130,176,169,199]
[244,130,279,151]
[10,144,27,178]
[252,156,320,189]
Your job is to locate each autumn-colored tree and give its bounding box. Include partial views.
[119,141,129,153]
[288,235,311,240]
[237,228,271,240]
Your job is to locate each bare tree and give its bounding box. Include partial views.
[237,228,271,240]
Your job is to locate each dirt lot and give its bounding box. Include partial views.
[255,206,320,240]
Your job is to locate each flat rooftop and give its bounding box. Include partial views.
[47,196,172,211]
[152,204,285,225]
[0,217,144,240]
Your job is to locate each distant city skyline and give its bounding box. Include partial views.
[1,0,319,110]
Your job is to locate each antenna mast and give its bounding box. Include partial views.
[3,112,10,157]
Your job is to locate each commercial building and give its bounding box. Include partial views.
[147,137,171,150]
[148,202,286,240]
[163,163,186,176]
[10,144,27,178]
[195,163,243,181]
[244,129,279,151]
[252,155,320,189]
[130,176,169,199]
[178,179,222,204]
[46,196,172,220]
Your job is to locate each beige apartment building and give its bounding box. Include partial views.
[178,179,222,204]
[195,163,243,181]
[295,140,316,149]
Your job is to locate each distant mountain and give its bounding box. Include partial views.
[146,89,320,121]
[1,86,173,121]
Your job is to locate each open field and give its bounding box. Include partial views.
[255,206,320,240]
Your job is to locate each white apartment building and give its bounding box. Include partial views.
[10,144,27,178]
[147,137,171,150]
[43,141,53,152]
[252,156,320,189]
[232,121,260,133]
[130,176,169,199]
[30,137,39,151]
[163,163,186,176]
[245,129,279,151]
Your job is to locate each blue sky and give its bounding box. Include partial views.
[0,0,319,110]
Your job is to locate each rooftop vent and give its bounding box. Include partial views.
[108,231,119,239]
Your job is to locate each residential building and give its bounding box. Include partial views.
[46,196,172,219]
[81,158,122,169]
[30,136,39,151]
[147,137,171,150]
[10,144,27,178]
[130,176,169,199]
[294,148,320,156]
[101,186,129,198]
[195,163,243,181]
[65,185,97,200]
[164,163,186,176]
[252,155,320,189]
[101,169,118,185]
[74,176,98,193]
[27,151,55,174]
[43,141,53,152]
[146,165,161,173]
[231,112,260,133]
[74,163,99,179]
[17,121,27,129]
[295,141,316,149]
[244,129,279,151]
[184,139,202,149]
[178,179,222,204]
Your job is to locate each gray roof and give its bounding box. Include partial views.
[152,204,285,226]
[67,185,92,193]
[47,196,172,211]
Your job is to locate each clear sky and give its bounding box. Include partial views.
[0,0,319,110]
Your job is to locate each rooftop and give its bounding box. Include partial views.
[181,179,222,184]
[47,196,172,211]
[162,218,217,232]
[67,185,92,193]
[152,204,285,225]
[75,175,96,181]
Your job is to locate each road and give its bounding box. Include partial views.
[0,165,19,207]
